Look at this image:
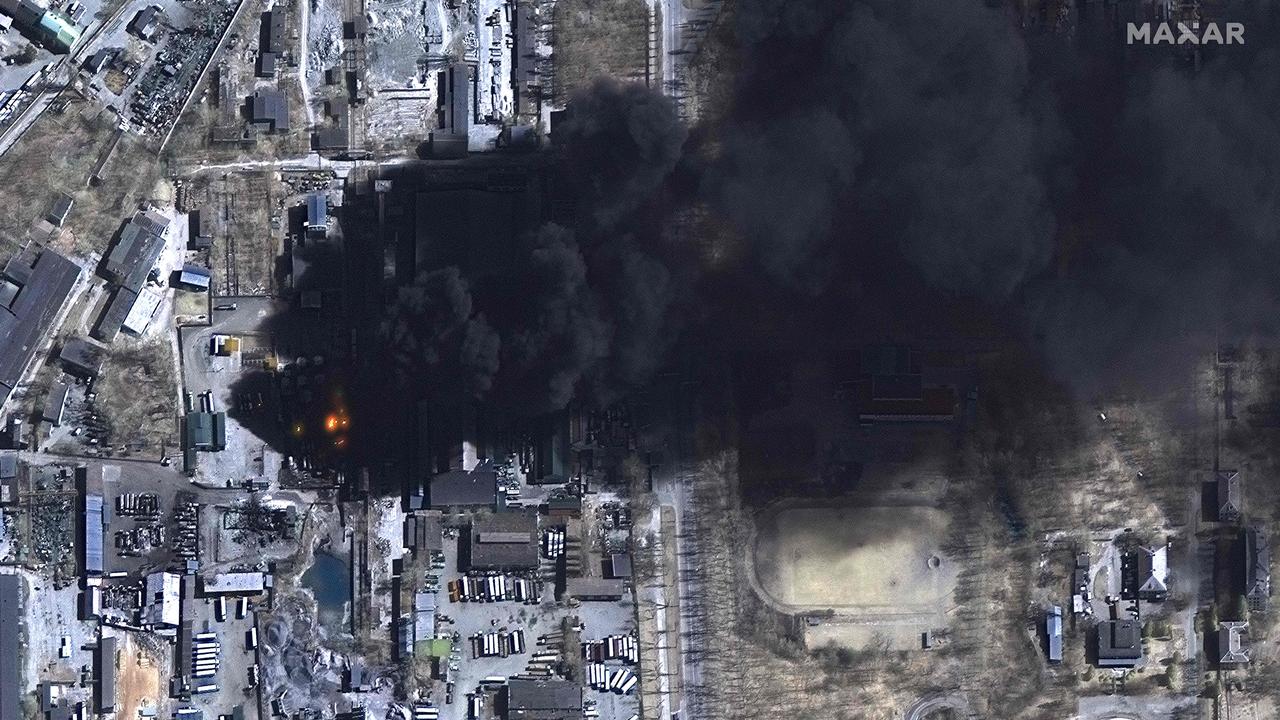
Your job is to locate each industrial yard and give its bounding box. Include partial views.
[4,2,1280,720]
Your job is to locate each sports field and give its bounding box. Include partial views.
[752,504,957,612]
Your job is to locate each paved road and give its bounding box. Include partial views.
[650,376,703,720]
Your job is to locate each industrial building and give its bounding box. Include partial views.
[606,552,631,579]
[176,264,211,291]
[851,344,973,423]
[0,451,16,504]
[142,571,182,630]
[428,467,497,509]
[126,4,160,41]
[1095,619,1143,668]
[1046,606,1062,664]
[83,491,105,575]
[502,678,582,720]
[0,0,80,53]
[188,209,213,250]
[248,89,290,133]
[97,210,169,341]
[1244,526,1271,612]
[403,511,444,556]
[42,381,68,425]
[184,410,227,451]
[305,193,328,237]
[0,574,20,720]
[564,577,626,602]
[465,512,539,571]
[0,247,81,411]
[59,338,102,378]
[201,571,268,595]
[95,635,117,713]
[103,210,168,288]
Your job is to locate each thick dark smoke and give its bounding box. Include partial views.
[708,0,1060,295]
[556,79,689,226]
[383,0,1280,418]
[383,267,501,402]
[491,224,612,414]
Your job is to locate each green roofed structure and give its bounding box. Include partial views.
[36,9,79,52]
[185,411,226,451]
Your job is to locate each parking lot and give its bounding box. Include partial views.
[432,519,640,720]
[180,593,262,719]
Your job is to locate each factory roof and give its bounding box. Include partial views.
[504,678,582,719]
[104,213,166,290]
[94,286,136,342]
[607,553,632,579]
[306,193,327,231]
[121,286,163,335]
[59,337,102,377]
[185,411,226,451]
[0,248,80,410]
[256,51,277,77]
[46,193,73,227]
[96,636,117,712]
[201,572,266,595]
[261,10,285,54]
[467,512,539,570]
[429,467,496,508]
[404,511,444,552]
[189,208,213,245]
[0,574,20,720]
[143,571,181,627]
[313,126,349,153]
[1046,606,1062,663]
[42,381,68,425]
[37,9,79,53]
[177,264,211,290]
[249,90,290,133]
[85,493,104,574]
[437,63,472,136]
[565,577,626,601]
[127,5,160,40]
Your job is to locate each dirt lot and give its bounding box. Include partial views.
[551,0,651,102]
[0,95,167,267]
[753,504,956,613]
[164,0,313,165]
[117,633,167,720]
[182,170,282,296]
[95,337,180,458]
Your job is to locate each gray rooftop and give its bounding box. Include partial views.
[1096,619,1142,667]
[85,493,104,574]
[0,574,20,720]
[429,467,496,508]
[0,249,80,410]
[504,678,582,719]
[467,512,539,570]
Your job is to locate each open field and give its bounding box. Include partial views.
[0,95,167,266]
[95,338,180,458]
[183,171,281,296]
[551,0,651,101]
[753,504,956,613]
